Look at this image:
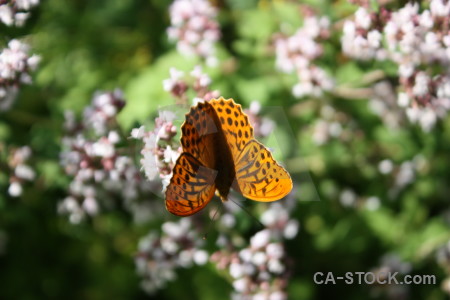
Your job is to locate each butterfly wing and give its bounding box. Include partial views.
[209,98,292,201]
[209,98,253,154]
[233,139,292,201]
[180,101,217,167]
[165,153,217,216]
[165,101,218,216]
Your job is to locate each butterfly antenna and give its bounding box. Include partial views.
[202,204,223,240]
[229,198,265,229]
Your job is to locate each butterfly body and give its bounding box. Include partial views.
[165,97,292,216]
[200,100,236,201]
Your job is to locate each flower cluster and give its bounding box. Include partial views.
[0,39,40,111]
[167,0,220,66]
[59,90,158,224]
[311,105,352,146]
[163,66,220,104]
[210,199,299,300]
[342,3,450,131]
[135,66,219,192]
[135,218,209,294]
[131,110,180,192]
[369,81,406,129]
[5,145,35,197]
[274,13,333,98]
[378,154,426,199]
[341,7,388,61]
[0,0,39,26]
[338,188,381,211]
[399,72,450,132]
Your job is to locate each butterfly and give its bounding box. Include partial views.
[165,97,292,216]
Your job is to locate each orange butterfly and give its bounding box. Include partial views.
[165,97,292,216]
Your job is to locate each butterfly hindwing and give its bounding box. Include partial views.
[165,153,217,216]
[233,139,292,201]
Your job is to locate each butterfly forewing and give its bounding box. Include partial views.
[165,153,217,216]
[180,101,218,168]
[209,98,254,155]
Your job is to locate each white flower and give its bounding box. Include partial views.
[192,97,204,105]
[233,278,248,293]
[406,106,420,122]
[328,122,342,137]
[163,146,177,164]
[220,213,236,228]
[230,262,244,278]
[8,182,23,197]
[0,6,14,26]
[267,258,285,274]
[260,204,288,227]
[365,196,380,211]
[355,7,371,29]
[266,243,284,259]
[82,197,99,215]
[269,291,286,300]
[396,161,415,187]
[130,126,146,139]
[283,220,299,239]
[239,248,253,263]
[162,221,186,239]
[418,10,433,28]
[161,175,172,192]
[412,72,430,97]
[178,250,194,267]
[91,139,115,158]
[340,189,356,207]
[251,251,267,266]
[193,249,208,265]
[430,0,450,17]
[160,110,178,124]
[419,108,437,132]
[253,293,268,300]
[16,0,40,10]
[398,63,414,78]
[14,164,35,180]
[27,54,40,69]
[140,137,158,180]
[367,30,382,48]
[160,237,179,254]
[170,67,184,81]
[108,131,121,144]
[397,92,410,107]
[378,159,394,174]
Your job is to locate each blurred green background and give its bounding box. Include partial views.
[1,0,450,299]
